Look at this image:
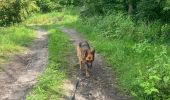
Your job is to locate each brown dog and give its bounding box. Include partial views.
[77,41,95,77]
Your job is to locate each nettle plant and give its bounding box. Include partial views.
[132,41,170,99]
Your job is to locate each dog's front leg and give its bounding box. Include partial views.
[79,60,83,69]
[85,68,90,77]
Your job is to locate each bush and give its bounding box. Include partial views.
[36,0,62,12]
[0,0,39,26]
[161,24,170,42]
[132,41,170,99]
[80,12,170,43]
[35,0,83,13]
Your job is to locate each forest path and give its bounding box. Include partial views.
[60,27,130,100]
[0,28,48,100]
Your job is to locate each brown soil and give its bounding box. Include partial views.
[60,27,130,100]
[0,29,48,100]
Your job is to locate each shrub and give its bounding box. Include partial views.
[132,41,170,99]
[0,0,39,26]
[36,0,62,12]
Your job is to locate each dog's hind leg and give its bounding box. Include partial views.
[77,46,83,70]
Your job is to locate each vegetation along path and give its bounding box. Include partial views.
[0,28,48,100]
[60,27,130,100]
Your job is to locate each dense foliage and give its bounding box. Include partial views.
[0,0,39,26]
[1,0,169,26]
[80,0,170,23]
[35,0,64,12]
[0,0,72,26]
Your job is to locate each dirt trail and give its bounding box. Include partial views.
[0,29,48,100]
[61,27,130,100]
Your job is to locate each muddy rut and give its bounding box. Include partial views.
[0,29,48,100]
[61,28,130,100]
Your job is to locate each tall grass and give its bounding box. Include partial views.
[0,25,36,63]
[24,10,78,26]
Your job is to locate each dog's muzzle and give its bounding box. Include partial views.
[85,61,92,69]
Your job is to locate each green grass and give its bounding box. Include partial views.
[26,26,73,100]
[24,10,78,26]
[0,25,36,63]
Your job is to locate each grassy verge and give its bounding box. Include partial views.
[26,26,72,99]
[0,25,36,64]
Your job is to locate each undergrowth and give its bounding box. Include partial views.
[0,25,36,63]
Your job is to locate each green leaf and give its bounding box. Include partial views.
[163,76,169,83]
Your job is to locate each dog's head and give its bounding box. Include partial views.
[84,49,95,68]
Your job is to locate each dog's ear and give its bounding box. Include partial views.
[91,49,95,54]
